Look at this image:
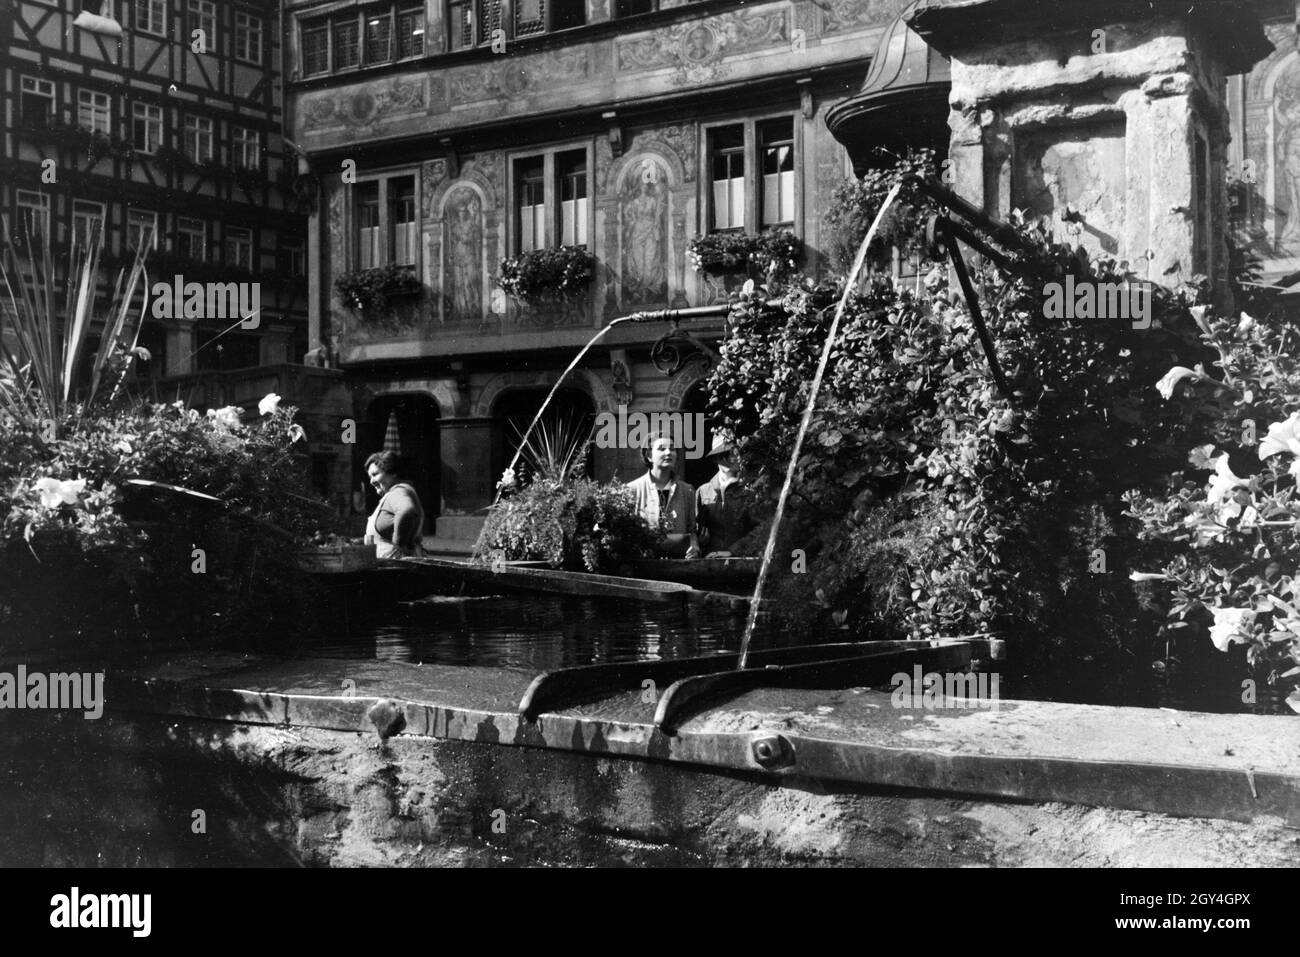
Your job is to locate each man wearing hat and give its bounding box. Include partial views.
[696,431,758,558]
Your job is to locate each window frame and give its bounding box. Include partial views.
[700,113,803,237]
[131,102,163,154]
[347,168,423,273]
[506,141,596,256]
[301,4,430,76]
[225,225,254,271]
[706,123,747,233]
[447,0,584,52]
[188,0,217,49]
[78,89,112,136]
[234,10,263,64]
[758,116,796,230]
[126,208,159,252]
[20,77,56,127]
[233,125,261,170]
[16,190,52,241]
[135,0,166,37]
[176,216,207,261]
[72,199,107,248]
[612,0,657,18]
[183,114,215,163]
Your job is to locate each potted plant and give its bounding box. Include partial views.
[497,245,595,305]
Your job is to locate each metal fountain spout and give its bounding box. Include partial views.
[469,302,734,559]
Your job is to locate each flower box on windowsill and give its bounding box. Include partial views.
[497,245,595,305]
[334,263,423,317]
[688,228,803,280]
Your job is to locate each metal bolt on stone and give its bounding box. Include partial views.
[751,733,793,769]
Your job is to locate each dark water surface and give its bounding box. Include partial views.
[304,592,771,672]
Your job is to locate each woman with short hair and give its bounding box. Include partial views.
[363,451,426,558]
[625,432,701,560]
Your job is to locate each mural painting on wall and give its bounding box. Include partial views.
[820,0,913,35]
[622,159,670,306]
[444,187,484,323]
[301,77,429,136]
[1274,60,1300,253]
[615,11,788,87]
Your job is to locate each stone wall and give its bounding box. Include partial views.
[4,710,1296,867]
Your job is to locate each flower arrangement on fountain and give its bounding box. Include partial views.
[496,245,595,304]
[334,263,423,315]
[1126,305,1300,712]
[475,413,661,572]
[686,229,802,280]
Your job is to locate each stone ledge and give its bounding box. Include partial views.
[98,654,1300,828]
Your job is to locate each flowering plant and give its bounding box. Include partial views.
[1126,304,1300,712]
[0,393,329,644]
[334,263,423,315]
[496,246,595,304]
[687,229,802,280]
[474,478,661,572]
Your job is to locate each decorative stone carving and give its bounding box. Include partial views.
[301,77,428,133]
[821,0,912,36]
[615,11,788,86]
[421,159,449,219]
[1012,122,1127,257]
[448,49,589,105]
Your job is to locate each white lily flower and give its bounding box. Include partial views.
[1258,412,1300,461]
[1156,366,1198,400]
[1206,454,1247,505]
[34,477,87,509]
[1208,606,1255,653]
[287,424,306,444]
[258,392,282,416]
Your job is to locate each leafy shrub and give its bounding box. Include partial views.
[822,148,940,272]
[335,263,423,315]
[497,246,595,303]
[706,160,1212,700]
[475,478,662,572]
[0,398,335,647]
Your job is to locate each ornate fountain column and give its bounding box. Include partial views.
[907,0,1271,298]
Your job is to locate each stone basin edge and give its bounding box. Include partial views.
[108,674,1300,829]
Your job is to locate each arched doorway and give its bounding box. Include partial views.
[492,387,596,485]
[365,394,441,525]
[680,381,716,490]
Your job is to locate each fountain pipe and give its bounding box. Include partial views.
[470,303,733,559]
[736,181,905,671]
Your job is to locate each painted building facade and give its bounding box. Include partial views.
[286,0,927,535]
[285,0,1299,538]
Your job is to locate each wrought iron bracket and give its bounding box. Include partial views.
[650,321,722,377]
[926,214,1012,399]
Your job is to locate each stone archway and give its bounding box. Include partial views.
[471,368,615,419]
